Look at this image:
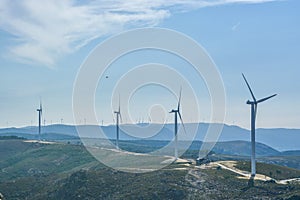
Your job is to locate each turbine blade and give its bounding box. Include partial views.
[178,111,187,134]
[242,73,256,102]
[254,104,257,121]
[39,97,42,111]
[119,113,123,123]
[112,112,116,124]
[40,101,43,116]
[177,86,182,111]
[118,94,121,113]
[257,94,277,103]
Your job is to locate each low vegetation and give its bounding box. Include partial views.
[0,139,300,199]
[235,161,300,180]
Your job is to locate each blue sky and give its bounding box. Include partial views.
[0,0,299,128]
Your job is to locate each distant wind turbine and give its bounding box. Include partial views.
[114,96,122,149]
[170,88,186,160]
[242,73,277,177]
[36,101,42,141]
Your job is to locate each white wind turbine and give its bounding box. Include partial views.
[36,100,42,141]
[242,73,277,177]
[169,88,186,160]
[114,96,122,149]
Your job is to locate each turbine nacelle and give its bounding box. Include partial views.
[37,101,42,114]
[169,109,178,113]
[246,100,255,105]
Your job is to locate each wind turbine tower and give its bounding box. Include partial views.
[170,88,186,160]
[114,96,122,149]
[37,101,42,141]
[242,73,277,177]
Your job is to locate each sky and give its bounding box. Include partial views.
[0,0,299,129]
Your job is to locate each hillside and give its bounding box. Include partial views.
[0,139,300,199]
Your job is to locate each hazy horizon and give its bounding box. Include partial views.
[1,121,300,131]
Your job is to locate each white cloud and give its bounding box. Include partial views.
[0,0,280,67]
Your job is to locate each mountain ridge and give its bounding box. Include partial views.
[0,123,299,151]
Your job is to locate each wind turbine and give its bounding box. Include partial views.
[114,96,122,149]
[36,101,42,141]
[242,73,277,177]
[170,88,186,160]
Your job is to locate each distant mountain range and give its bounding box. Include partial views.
[0,123,299,151]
